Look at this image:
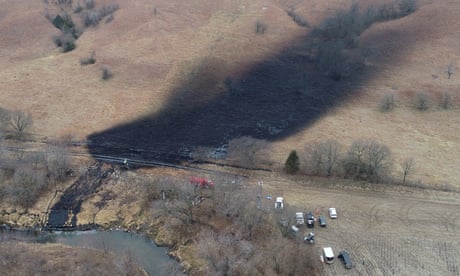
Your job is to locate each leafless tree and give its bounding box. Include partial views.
[46,138,72,182]
[304,139,341,176]
[8,110,33,139]
[160,181,201,225]
[268,234,318,275]
[272,205,297,237]
[8,167,46,208]
[343,140,392,181]
[196,230,237,275]
[401,158,415,185]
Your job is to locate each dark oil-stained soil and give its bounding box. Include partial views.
[87,6,416,165]
[43,163,117,230]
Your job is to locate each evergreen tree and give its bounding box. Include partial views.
[284,150,300,174]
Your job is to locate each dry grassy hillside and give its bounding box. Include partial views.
[0,0,459,186]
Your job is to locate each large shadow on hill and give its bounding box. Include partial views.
[87,4,419,163]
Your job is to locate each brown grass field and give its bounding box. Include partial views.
[1,0,460,274]
[1,0,459,186]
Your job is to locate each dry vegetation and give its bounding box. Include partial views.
[0,241,145,275]
[0,0,460,274]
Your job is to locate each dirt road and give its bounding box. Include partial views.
[253,172,460,276]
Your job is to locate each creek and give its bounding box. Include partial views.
[0,228,181,276]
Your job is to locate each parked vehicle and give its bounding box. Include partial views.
[190,177,214,189]
[275,197,284,209]
[323,247,335,264]
[304,232,315,244]
[328,207,337,219]
[338,250,353,269]
[319,215,327,227]
[290,225,299,236]
[295,212,304,225]
[306,212,315,228]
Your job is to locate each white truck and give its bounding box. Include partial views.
[275,197,284,209]
[295,212,304,225]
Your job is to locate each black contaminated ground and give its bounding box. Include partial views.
[87,6,416,165]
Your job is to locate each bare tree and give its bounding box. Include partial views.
[304,140,341,176]
[161,181,201,225]
[8,167,46,208]
[46,138,72,182]
[268,234,319,275]
[401,158,415,185]
[8,110,33,139]
[196,230,237,275]
[343,140,392,181]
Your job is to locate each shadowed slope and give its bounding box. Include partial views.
[87,3,420,163]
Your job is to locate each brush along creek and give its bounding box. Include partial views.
[0,162,193,274]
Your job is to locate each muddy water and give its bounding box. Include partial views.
[0,229,181,275]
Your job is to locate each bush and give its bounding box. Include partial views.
[81,10,102,27]
[74,1,84,13]
[255,21,267,34]
[286,8,309,27]
[80,51,96,65]
[415,92,430,111]
[101,65,113,80]
[8,168,46,208]
[53,33,76,52]
[52,14,75,32]
[440,92,454,109]
[84,0,95,9]
[398,0,418,16]
[379,93,395,111]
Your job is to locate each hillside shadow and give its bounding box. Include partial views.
[87,4,419,164]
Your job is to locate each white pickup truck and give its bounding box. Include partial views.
[295,212,305,225]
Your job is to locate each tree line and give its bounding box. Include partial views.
[285,139,415,185]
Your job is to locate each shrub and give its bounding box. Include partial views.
[81,10,102,27]
[398,0,418,16]
[101,65,113,80]
[80,51,96,65]
[52,14,75,32]
[99,3,120,18]
[74,1,84,13]
[379,93,395,112]
[84,0,95,9]
[286,8,309,27]
[8,168,46,208]
[440,92,454,109]
[53,33,76,52]
[415,92,430,111]
[255,21,267,34]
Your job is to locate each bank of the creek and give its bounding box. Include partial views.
[0,227,182,275]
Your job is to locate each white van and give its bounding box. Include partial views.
[275,197,284,209]
[323,247,335,264]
